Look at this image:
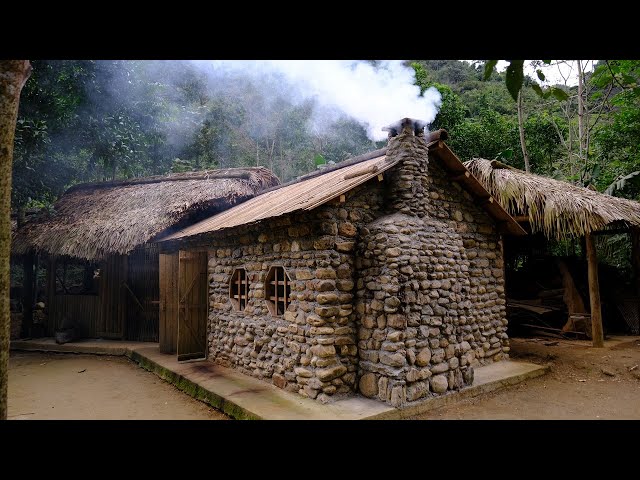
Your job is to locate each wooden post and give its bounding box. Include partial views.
[631,227,640,297]
[585,233,604,347]
[20,253,34,338]
[45,256,56,336]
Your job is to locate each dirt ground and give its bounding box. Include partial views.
[8,336,640,420]
[414,335,640,420]
[8,351,229,420]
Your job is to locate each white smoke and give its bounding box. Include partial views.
[192,60,442,142]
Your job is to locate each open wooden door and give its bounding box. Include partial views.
[177,250,208,362]
[159,252,179,354]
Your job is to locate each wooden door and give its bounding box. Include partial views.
[159,252,179,354]
[177,250,208,362]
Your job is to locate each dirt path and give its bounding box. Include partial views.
[413,335,640,420]
[8,352,229,420]
[9,336,640,420]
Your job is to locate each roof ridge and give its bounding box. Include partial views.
[255,147,388,197]
[65,166,274,194]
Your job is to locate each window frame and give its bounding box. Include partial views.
[229,267,250,311]
[265,265,291,316]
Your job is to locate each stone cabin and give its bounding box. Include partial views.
[160,120,525,407]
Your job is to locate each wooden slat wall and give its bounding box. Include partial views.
[126,244,160,342]
[97,254,127,339]
[159,251,179,353]
[46,255,101,337]
[49,295,101,337]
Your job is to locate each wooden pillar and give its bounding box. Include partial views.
[45,257,56,336]
[585,233,604,347]
[20,253,34,338]
[632,227,640,297]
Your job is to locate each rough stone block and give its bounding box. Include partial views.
[359,372,378,397]
[317,365,347,382]
[430,374,449,394]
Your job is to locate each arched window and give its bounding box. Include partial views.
[229,268,249,311]
[265,266,291,316]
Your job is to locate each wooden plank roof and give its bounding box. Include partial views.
[162,154,396,241]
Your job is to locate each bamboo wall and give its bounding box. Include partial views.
[125,244,160,342]
[45,245,160,341]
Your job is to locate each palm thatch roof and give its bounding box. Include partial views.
[465,158,640,239]
[13,167,279,261]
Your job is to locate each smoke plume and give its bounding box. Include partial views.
[193,60,442,141]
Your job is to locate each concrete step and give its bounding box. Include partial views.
[11,338,549,420]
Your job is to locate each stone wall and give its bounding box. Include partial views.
[195,126,508,407]
[204,182,384,402]
[355,129,508,407]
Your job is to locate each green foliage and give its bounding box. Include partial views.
[505,60,525,101]
[10,59,639,223]
[411,62,466,131]
[604,170,640,196]
[447,109,520,164]
[524,112,567,174]
[591,60,640,195]
[484,61,499,81]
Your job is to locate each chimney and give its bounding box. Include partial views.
[382,117,428,139]
[383,117,431,216]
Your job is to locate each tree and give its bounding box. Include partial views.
[411,62,466,132]
[517,90,531,172]
[0,60,31,420]
[592,60,640,194]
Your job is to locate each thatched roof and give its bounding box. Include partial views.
[13,167,279,261]
[465,158,640,239]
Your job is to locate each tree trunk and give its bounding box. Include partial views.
[517,90,531,173]
[0,60,31,420]
[577,60,587,172]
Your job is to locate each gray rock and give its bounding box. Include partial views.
[430,375,449,394]
[303,385,319,399]
[316,365,347,381]
[379,351,406,367]
[430,363,449,374]
[294,367,313,378]
[387,330,404,342]
[378,376,389,402]
[462,366,474,385]
[387,314,406,328]
[406,381,429,401]
[390,385,405,407]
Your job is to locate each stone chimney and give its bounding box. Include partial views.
[383,117,431,217]
[355,118,475,408]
